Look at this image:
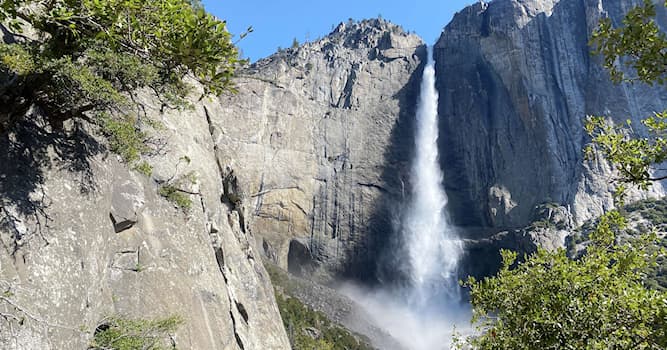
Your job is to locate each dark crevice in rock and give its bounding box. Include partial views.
[203,105,246,286]
[262,239,277,263]
[204,104,244,222]
[235,301,249,324]
[203,105,224,176]
[214,247,227,284]
[108,213,136,233]
[228,304,245,350]
[356,182,388,193]
[110,249,141,272]
[221,170,246,234]
[252,174,265,216]
[337,64,359,109]
[234,332,245,350]
[236,212,246,236]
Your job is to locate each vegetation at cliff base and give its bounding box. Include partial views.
[456,1,667,348]
[566,197,667,291]
[275,292,374,350]
[265,263,373,350]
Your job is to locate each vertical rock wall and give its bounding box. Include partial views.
[436,0,667,233]
[214,19,425,282]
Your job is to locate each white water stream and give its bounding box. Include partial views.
[403,45,462,309]
[342,46,469,350]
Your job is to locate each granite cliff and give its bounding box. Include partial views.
[0,18,424,349]
[214,19,425,282]
[1,0,667,348]
[217,0,667,281]
[437,0,667,276]
[437,0,667,232]
[0,99,291,348]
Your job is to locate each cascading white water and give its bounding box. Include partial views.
[402,45,462,308]
[341,46,469,350]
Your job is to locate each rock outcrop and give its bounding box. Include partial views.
[213,18,425,282]
[436,0,667,233]
[0,98,290,348]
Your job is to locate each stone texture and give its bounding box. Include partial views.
[109,178,144,233]
[435,0,667,233]
[212,18,425,282]
[0,96,290,349]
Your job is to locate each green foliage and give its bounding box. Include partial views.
[275,292,372,350]
[529,218,554,230]
[291,38,300,49]
[133,161,153,177]
[158,170,197,211]
[458,212,667,349]
[645,235,667,291]
[591,0,667,85]
[624,197,667,225]
[101,115,149,164]
[0,0,242,133]
[90,315,183,350]
[586,1,667,189]
[0,44,35,75]
[264,263,372,350]
[158,184,192,211]
[0,1,22,31]
[585,113,667,191]
[568,198,667,291]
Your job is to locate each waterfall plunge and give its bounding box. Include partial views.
[402,46,462,309]
[341,47,469,350]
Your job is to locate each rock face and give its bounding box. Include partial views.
[4,2,667,346]
[0,100,290,347]
[214,19,425,282]
[436,0,667,232]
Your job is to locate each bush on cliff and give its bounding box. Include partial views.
[0,0,242,144]
[90,315,183,350]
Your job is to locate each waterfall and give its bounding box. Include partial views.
[402,45,462,309]
[341,46,469,350]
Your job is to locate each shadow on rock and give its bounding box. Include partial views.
[0,112,103,253]
[341,45,427,286]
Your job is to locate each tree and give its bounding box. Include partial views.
[0,0,242,134]
[457,212,667,349]
[291,37,300,49]
[586,0,667,191]
[456,1,667,349]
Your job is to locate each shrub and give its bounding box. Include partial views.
[90,315,183,350]
[158,184,192,211]
[158,170,198,211]
[101,115,149,164]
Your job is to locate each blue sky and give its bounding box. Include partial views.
[202,0,474,62]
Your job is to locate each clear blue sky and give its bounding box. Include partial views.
[202,0,474,62]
